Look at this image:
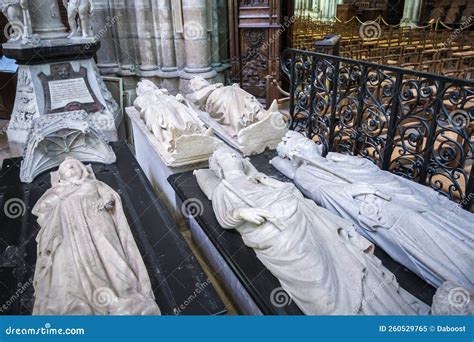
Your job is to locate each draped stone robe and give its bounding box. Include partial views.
[134,88,204,149]
[32,169,161,315]
[272,150,474,293]
[206,174,429,315]
[190,81,264,138]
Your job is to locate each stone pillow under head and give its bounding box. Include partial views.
[194,169,220,201]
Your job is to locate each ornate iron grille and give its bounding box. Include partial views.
[282,49,474,211]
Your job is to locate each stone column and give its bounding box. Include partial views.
[179,0,215,93]
[150,0,163,70]
[181,0,212,74]
[402,0,412,23]
[329,0,337,20]
[170,0,185,70]
[314,0,322,18]
[158,0,177,73]
[30,0,67,39]
[412,0,423,25]
[156,0,179,92]
[92,0,119,74]
[113,0,137,76]
[319,0,329,20]
[325,0,332,20]
[210,0,221,68]
[402,0,422,26]
[135,0,159,75]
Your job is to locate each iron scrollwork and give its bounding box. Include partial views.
[282,48,474,210]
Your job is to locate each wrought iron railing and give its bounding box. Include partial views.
[282,49,474,210]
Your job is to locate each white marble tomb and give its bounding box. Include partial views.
[126,80,222,219]
[194,147,430,315]
[271,131,474,293]
[187,76,288,156]
[130,80,222,168]
[32,158,161,315]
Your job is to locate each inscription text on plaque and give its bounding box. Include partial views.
[48,78,94,110]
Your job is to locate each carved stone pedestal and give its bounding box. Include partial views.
[4,40,121,151]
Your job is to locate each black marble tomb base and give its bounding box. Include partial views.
[0,141,226,316]
[2,41,100,65]
[168,150,436,315]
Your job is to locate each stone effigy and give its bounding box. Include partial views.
[194,147,430,315]
[271,131,474,293]
[187,76,288,156]
[19,111,116,183]
[63,0,94,38]
[32,158,161,315]
[132,80,221,167]
[0,0,33,42]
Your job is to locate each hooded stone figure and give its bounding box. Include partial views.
[32,157,161,315]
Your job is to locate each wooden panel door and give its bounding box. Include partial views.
[229,0,286,103]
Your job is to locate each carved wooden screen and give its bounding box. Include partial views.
[228,0,284,103]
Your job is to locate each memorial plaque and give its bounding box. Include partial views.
[38,62,104,114]
[48,78,94,110]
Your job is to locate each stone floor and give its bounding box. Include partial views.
[0,120,239,315]
[181,229,239,315]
